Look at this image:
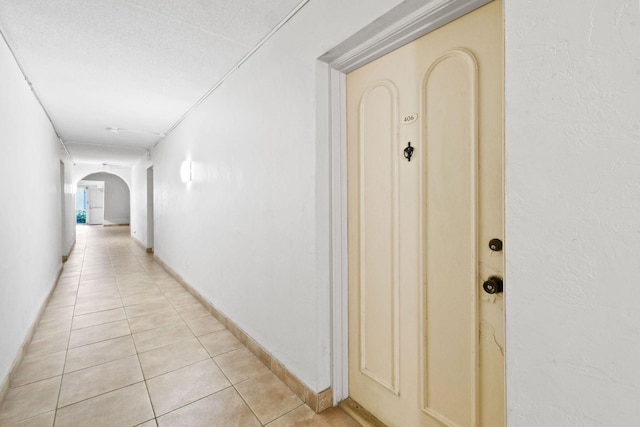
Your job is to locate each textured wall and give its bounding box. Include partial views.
[505,0,640,424]
[150,0,404,393]
[0,37,65,387]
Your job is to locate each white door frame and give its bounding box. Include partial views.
[146,166,154,252]
[320,0,493,404]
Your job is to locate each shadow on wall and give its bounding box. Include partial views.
[79,172,131,225]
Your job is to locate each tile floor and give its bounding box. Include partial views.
[0,225,360,427]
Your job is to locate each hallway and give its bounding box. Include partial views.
[0,226,359,427]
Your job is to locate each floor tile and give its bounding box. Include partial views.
[58,355,144,407]
[185,315,225,336]
[0,376,61,425]
[266,405,361,427]
[68,319,130,348]
[25,331,69,359]
[146,359,231,416]
[214,347,269,384]
[155,281,182,292]
[60,269,81,277]
[175,303,211,320]
[160,288,191,299]
[40,306,74,322]
[138,337,209,379]
[72,307,126,330]
[117,282,157,294]
[65,335,137,373]
[127,309,182,334]
[132,322,193,353]
[80,273,114,282]
[47,294,77,308]
[74,298,123,316]
[157,387,260,427]
[53,285,79,295]
[52,286,78,296]
[115,273,150,284]
[122,292,168,307]
[125,301,174,318]
[235,372,303,424]
[198,329,243,357]
[11,350,66,387]
[54,382,154,427]
[166,293,199,307]
[33,317,72,339]
[75,287,120,300]
[6,410,55,427]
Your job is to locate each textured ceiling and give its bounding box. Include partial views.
[0,0,303,165]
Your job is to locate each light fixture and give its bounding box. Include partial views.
[180,160,192,183]
[105,127,166,137]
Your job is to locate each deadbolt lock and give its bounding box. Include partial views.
[489,238,503,252]
[482,276,504,294]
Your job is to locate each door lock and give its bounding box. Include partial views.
[482,276,503,294]
[489,238,503,252]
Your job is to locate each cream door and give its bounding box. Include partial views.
[347,2,504,427]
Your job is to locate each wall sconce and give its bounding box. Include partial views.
[180,160,192,183]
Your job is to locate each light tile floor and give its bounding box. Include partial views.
[0,225,360,427]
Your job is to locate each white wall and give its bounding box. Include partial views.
[149,0,404,393]
[133,0,640,419]
[505,0,640,425]
[131,158,153,248]
[60,157,76,257]
[0,37,67,387]
[72,163,132,189]
[83,172,131,224]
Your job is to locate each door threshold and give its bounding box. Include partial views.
[339,398,388,427]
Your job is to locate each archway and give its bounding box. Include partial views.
[77,172,131,226]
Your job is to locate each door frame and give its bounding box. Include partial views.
[319,0,494,404]
[146,166,154,252]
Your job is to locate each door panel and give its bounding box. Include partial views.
[347,2,503,426]
[358,82,400,393]
[421,49,478,427]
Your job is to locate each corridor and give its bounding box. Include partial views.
[0,226,359,426]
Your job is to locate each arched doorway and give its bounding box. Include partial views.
[76,172,131,226]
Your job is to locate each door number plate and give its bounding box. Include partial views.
[401,113,418,125]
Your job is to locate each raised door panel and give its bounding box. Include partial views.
[421,50,478,427]
[357,82,400,394]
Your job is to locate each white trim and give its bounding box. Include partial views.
[320,0,492,405]
[329,68,348,405]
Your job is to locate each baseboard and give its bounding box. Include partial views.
[132,236,145,250]
[132,235,153,254]
[153,255,333,413]
[62,239,76,263]
[0,265,63,405]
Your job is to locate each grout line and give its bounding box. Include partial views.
[151,385,236,423]
[62,350,137,376]
[55,380,147,411]
[231,380,265,426]
[52,235,86,425]
[267,402,306,425]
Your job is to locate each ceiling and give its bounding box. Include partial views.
[0,0,304,165]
